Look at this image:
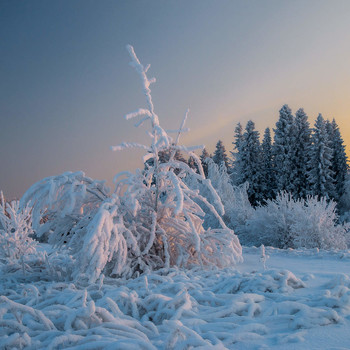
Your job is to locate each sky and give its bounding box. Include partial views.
[1,0,350,199]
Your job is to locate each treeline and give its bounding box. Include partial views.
[196,104,348,207]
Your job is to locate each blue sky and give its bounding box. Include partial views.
[1,0,350,198]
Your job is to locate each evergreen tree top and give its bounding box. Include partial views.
[262,128,272,147]
[233,123,243,145]
[245,120,256,133]
[274,104,295,146]
[295,108,308,121]
[279,104,292,118]
[201,147,210,159]
[213,140,229,168]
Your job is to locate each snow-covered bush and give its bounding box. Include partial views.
[243,192,296,247]
[20,171,110,244]
[105,45,242,279]
[206,159,253,231]
[188,159,253,234]
[18,172,112,281]
[292,196,348,249]
[74,45,242,281]
[18,46,242,282]
[0,192,37,272]
[244,192,348,249]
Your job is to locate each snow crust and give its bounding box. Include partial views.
[1,246,350,349]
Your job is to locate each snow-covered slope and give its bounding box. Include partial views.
[1,246,350,349]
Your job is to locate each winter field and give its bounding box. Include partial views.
[2,46,350,349]
[1,245,350,349]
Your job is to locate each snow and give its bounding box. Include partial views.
[2,44,350,350]
[1,246,350,349]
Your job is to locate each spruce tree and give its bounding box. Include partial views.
[325,120,337,199]
[200,148,211,177]
[146,148,186,167]
[293,108,312,199]
[187,155,199,173]
[273,104,296,193]
[145,148,186,178]
[240,120,264,206]
[308,114,335,199]
[261,127,276,201]
[213,140,229,169]
[231,123,244,185]
[326,119,348,202]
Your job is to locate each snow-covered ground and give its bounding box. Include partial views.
[1,246,350,349]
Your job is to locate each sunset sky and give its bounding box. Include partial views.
[1,0,350,199]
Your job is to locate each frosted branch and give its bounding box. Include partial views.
[111,142,150,152]
[125,108,152,121]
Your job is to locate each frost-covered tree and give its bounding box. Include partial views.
[200,148,211,177]
[231,122,244,185]
[187,155,199,173]
[109,45,242,277]
[0,192,37,272]
[213,140,229,169]
[308,114,335,199]
[206,159,253,235]
[261,127,276,201]
[146,147,187,177]
[292,108,312,199]
[21,46,242,282]
[159,149,186,165]
[273,104,296,193]
[339,173,350,221]
[239,120,264,206]
[326,119,348,202]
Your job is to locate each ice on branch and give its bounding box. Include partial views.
[107,45,242,279]
[111,142,150,152]
[125,108,152,120]
[16,45,242,283]
[20,172,110,245]
[0,192,37,273]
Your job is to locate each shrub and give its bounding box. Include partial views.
[244,192,348,249]
[206,159,253,232]
[187,159,253,235]
[20,171,110,245]
[20,46,243,282]
[0,192,37,272]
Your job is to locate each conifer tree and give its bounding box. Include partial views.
[158,148,186,164]
[293,108,312,198]
[200,148,211,177]
[308,114,335,199]
[187,155,199,173]
[273,104,296,193]
[326,119,348,201]
[19,45,244,281]
[213,140,229,169]
[231,122,244,185]
[145,148,186,176]
[240,120,264,206]
[261,127,276,201]
[325,120,337,199]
